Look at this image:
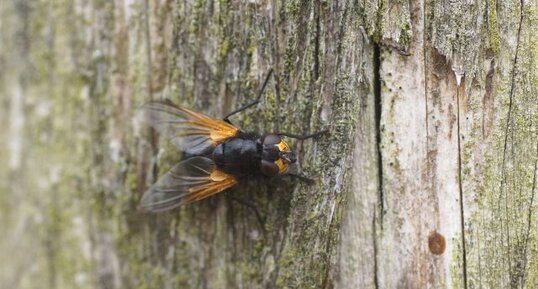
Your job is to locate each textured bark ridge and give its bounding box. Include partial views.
[1,1,536,289]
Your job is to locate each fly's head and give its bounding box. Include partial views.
[260,134,296,177]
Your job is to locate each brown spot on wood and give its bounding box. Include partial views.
[428,231,446,255]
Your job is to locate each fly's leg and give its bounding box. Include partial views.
[282,173,314,184]
[227,194,266,236]
[277,130,329,140]
[223,69,273,123]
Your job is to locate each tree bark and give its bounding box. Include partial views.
[1,0,537,289]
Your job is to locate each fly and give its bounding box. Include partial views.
[139,69,326,212]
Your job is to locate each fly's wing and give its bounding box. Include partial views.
[141,100,239,155]
[141,157,238,212]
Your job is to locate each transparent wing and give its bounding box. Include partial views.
[141,100,239,155]
[140,157,238,212]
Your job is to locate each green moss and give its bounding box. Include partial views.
[275,247,299,287]
[398,22,412,47]
[284,0,302,17]
[246,35,257,56]
[218,37,230,60]
[217,0,231,63]
[487,0,501,53]
[188,0,205,34]
[459,3,538,286]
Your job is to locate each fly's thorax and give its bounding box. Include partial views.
[212,137,261,177]
[260,134,296,177]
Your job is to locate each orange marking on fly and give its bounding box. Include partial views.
[274,158,288,173]
[185,169,238,202]
[207,120,239,142]
[276,140,291,152]
[210,169,230,181]
[207,121,238,142]
[178,106,238,142]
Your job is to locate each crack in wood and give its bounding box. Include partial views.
[373,43,384,224]
[456,80,469,289]
[520,142,538,285]
[373,41,382,289]
[314,0,321,82]
[499,1,525,284]
[372,206,380,289]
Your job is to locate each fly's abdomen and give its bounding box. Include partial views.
[212,138,261,177]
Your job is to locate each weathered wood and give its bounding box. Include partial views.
[1,0,536,289]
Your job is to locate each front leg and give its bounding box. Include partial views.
[223,69,274,123]
[277,130,329,140]
[281,172,315,184]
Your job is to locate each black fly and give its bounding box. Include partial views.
[140,69,326,212]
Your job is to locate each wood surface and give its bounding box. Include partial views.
[1,1,536,288]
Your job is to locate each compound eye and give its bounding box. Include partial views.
[261,159,279,177]
[263,134,281,146]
